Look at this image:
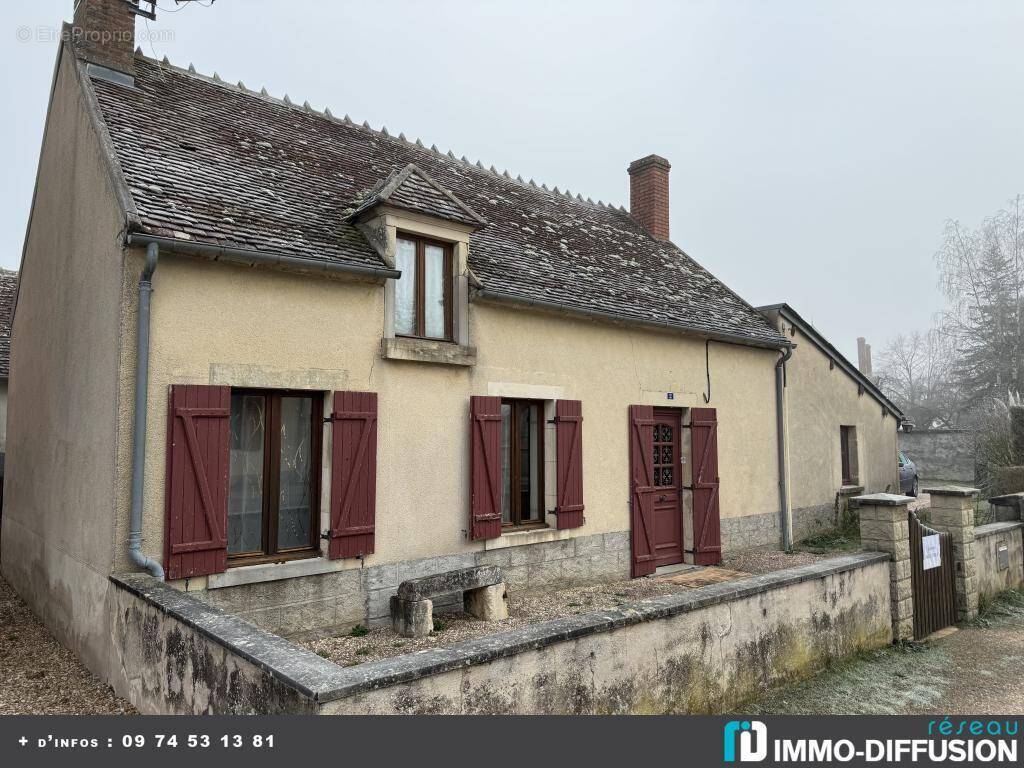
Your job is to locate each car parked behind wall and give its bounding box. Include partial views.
[898,451,919,497]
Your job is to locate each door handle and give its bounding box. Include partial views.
[659,494,667,502]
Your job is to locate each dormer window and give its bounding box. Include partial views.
[395,234,452,341]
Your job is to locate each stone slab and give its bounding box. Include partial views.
[397,565,503,601]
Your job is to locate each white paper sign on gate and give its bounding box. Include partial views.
[922,534,941,570]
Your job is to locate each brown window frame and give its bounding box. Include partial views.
[502,398,547,530]
[227,389,324,567]
[840,425,857,486]
[395,233,453,342]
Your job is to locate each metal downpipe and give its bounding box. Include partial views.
[127,242,164,579]
[776,345,794,552]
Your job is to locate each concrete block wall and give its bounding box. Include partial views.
[927,487,980,621]
[721,505,835,551]
[973,522,1024,599]
[857,493,914,642]
[899,429,975,484]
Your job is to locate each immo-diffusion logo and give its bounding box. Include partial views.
[724,720,768,763]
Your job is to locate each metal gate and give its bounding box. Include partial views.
[908,510,956,640]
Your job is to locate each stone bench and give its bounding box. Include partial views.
[390,565,509,638]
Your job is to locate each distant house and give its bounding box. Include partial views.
[3,0,900,692]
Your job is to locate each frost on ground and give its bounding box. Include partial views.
[737,590,1024,715]
[0,574,135,715]
[303,559,805,668]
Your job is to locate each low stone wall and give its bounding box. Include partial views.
[109,574,322,714]
[109,553,892,715]
[973,522,1024,599]
[899,429,975,484]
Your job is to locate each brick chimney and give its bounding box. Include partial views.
[857,337,873,376]
[628,154,671,241]
[72,0,139,76]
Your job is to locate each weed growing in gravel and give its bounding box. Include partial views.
[315,649,330,659]
[355,646,371,656]
[432,618,447,632]
[349,624,368,637]
[800,520,861,552]
[971,589,1024,628]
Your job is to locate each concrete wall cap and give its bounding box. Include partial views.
[922,485,979,497]
[987,492,1024,505]
[974,521,1024,537]
[853,493,913,506]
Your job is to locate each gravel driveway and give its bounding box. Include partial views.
[0,574,134,714]
[736,591,1024,715]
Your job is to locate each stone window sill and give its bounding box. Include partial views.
[484,526,576,551]
[381,337,476,367]
[208,554,353,589]
[839,484,864,496]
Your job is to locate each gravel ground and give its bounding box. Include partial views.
[0,574,135,715]
[721,548,828,575]
[736,590,1024,715]
[304,560,804,667]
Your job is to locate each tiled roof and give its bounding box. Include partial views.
[0,269,18,378]
[89,55,786,346]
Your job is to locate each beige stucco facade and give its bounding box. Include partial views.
[768,311,900,542]
[0,48,128,676]
[118,251,783,581]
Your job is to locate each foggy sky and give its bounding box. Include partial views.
[3,1,1023,361]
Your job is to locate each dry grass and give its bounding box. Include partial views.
[0,574,135,714]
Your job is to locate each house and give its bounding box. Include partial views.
[2,0,900,689]
[759,304,904,543]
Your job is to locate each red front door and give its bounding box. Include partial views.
[651,408,684,567]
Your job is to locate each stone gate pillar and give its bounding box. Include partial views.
[856,493,914,642]
[925,486,980,621]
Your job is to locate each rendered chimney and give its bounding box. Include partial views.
[628,154,671,241]
[857,337,873,376]
[72,0,139,76]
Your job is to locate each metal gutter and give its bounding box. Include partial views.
[775,346,794,552]
[125,233,401,280]
[127,242,164,579]
[474,289,792,351]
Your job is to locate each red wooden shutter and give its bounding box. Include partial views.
[691,407,722,565]
[555,399,585,529]
[469,396,503,540]
[163,385,230,580]
[628,404,657,577]
[329,391,378,559]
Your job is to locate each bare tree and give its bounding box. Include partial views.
[935,195,1024,412]
[875,329,958,427]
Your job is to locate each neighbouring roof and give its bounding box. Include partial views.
[88,54,787,347]
[0,269,17,378]
[758,303,904,420]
